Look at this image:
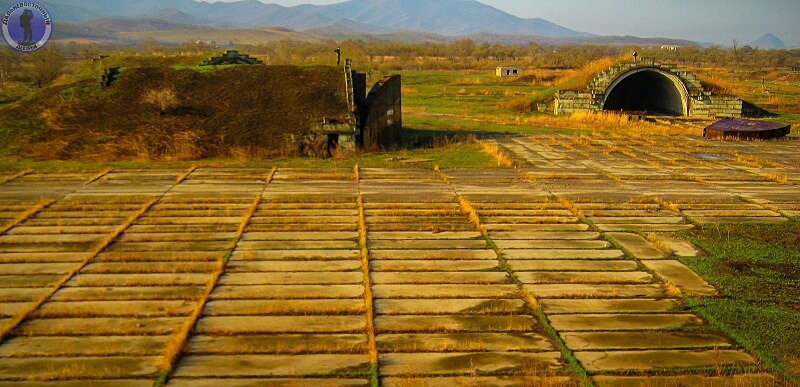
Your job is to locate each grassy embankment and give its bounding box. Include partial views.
[684,222,800,383]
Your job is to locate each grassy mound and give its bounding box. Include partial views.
[0,65,349,160]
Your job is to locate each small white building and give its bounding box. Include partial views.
[496,67,522,77]
[660,45,679,51]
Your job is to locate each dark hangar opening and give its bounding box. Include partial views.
[603,70,686,116]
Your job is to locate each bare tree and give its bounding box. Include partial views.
[28,45,65,87]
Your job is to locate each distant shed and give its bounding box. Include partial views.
[496,67,522,77]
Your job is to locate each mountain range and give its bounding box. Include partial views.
[4,0,592,38]
[2,0,790,48]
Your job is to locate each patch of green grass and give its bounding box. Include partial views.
[404,116,584,136]
[0,139,497,171]
[683,222,800,383]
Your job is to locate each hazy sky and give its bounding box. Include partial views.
[210,0,800,46]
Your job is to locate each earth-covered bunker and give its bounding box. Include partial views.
[555,59,743,118]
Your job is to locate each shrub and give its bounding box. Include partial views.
[143,88,180,113]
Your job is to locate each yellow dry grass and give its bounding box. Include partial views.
[175,166,197,184]
[519,111,703,136]
[449,78,483,86]
[85,169,112,185]
[557,57,625,91]
[761,172,791,185]
[480,142,514,167]
[556,197,586,221]
[662,280,683,298]
[356,192,379,365]
[645,233,675,255]
[694,72,742,96]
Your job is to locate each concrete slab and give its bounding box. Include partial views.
[368,240,488,249]
[67,273,210,287]
[52,286,205,301]
[370,250,496,260]
[516,271,653,284]
[483,224,590,232]
[373,284,520,299]
[382,376,575,387]
[494,240,611,249]
[171,376,368,386]
[119,232,237,242]
[371,260,499,272]
[374,299,527,315]
[591,373,779,387]
[0,288,50,302]
[98,251,226,262]
[108,241,232,252]
[372,272,510,284]
[377,332,553,352]
[204,299,364,315]
[242,231,359,241]
[0,275,62,288]
[575,349,756,371]
[21,317,185,335]
[548,314,703,331]
[231,250,360,261]
[0,263,81,275]
[0,301,27,317]
[36,300,195,317]
[379,352,564,375]
[188,334,366,354]
[0,335,167,356]
[368,231,482,240]
[218,272,362,285]
[589,217,685,224]
[375,315,536,333]
[225,260,360,272]
[81,262,217,274]
[509,260,638,271]
[172,354,370,377]
[0,356,160,380]
[489,231,601,240]
[597,224,695,232]
[196,316,366,334]
[0,380,154,387]
[562,331,732,350]
[526,284,665,298]
[210,285,364,300]
[641,260,718,296]
[540,299,682,314]
[606,233,667,259]
[503,249,624,260]
[238,240,359,250]
[652,235,705,257]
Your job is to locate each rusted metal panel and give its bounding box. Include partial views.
[704,118,791,140]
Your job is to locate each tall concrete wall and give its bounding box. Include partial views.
[360,75,402,150]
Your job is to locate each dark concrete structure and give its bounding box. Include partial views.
[359,75,402,150]
[704,119,791,140]
[200,51,264,66]
[555,59,743,118]
[314,66,402,154]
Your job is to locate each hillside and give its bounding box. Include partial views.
[116,28,326,46]
[748,33,788,49]
[0,66,349,160]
